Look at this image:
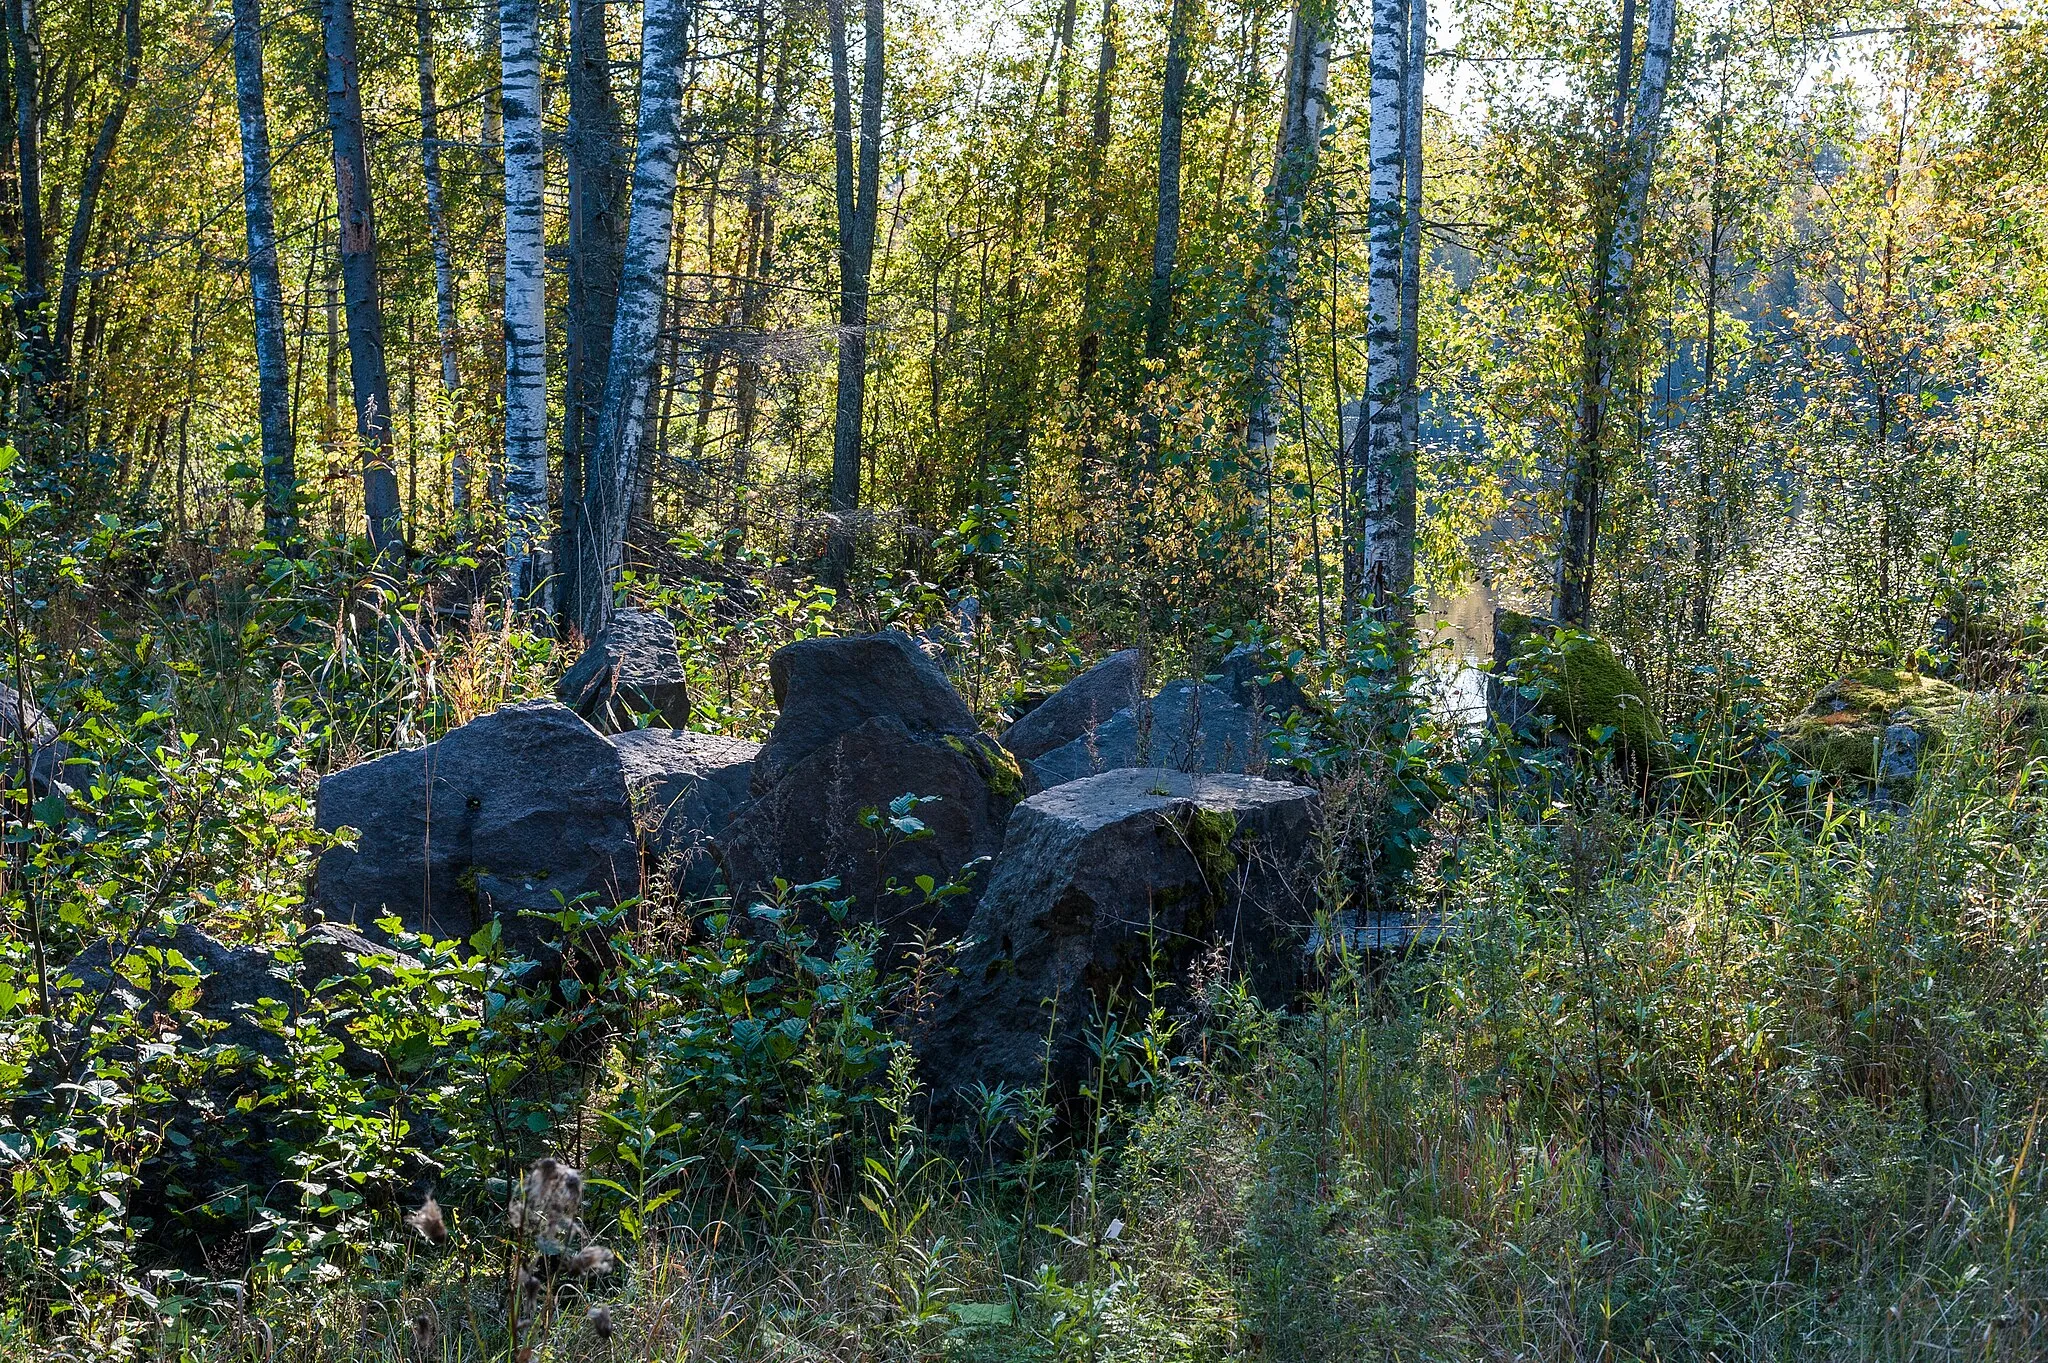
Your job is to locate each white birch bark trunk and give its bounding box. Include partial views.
[1352,0,1410,619]
[572,0,696,637]
[500,0,549,607]
[1606,0,1676,309]
[1394,0,1425,596]
[1245,1,1329,461]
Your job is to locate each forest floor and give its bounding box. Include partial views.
[3,560,2046,1363]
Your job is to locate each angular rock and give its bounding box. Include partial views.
[718,717,1025,946]
[613,728,760,897]
[752,632,979,793]
[918,769,1319,1108]
[1001,648,1145,761]
[62,923,296,1061]
[1,680,78,797]
[1,681,56,747]
[55,922,423,1254]
[1031,681,1261,787]
[556,608,693,732]
[1214,643,1311,718]
[313,700,642,963]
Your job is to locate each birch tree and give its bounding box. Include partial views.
[1554,0,1678,626]
[822,0,885,587]
[230,0,295,545]
[500,0,549,604]
[571,0,696,637]
[322,0,405,553]
[1244,0,1329,460]
[1350,0,1413,620]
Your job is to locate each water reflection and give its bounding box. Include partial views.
[1425,580,1497,730]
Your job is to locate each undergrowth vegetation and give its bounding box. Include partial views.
[3,489,2046,1361]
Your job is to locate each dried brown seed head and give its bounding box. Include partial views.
[406,1196,449,1244]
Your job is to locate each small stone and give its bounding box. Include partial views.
[556,609,693,733]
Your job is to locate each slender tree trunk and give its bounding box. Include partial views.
[1044,0,1077,234]
[322,0,406,553]
[1245,0,1329,460]
[231,0,296,547]
[1073,0,1115,408]
[728,2,794,558]
[5,0,46,392]
[1143,0,1191,360]
[409,0,458,509]
[324,243,341,531]
[559,0,628,619]
[500,0,549,604]
[571,0,697,637]
[53,0,138,389]
[0,21,15,252]
[1691,56,1728,640]
[1348,0,1410,619]
[1389,0,1425,616]
[1554,0,1677,626]
[821,0,884,588]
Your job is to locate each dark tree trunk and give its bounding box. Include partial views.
[5,0,47,393]
[322,0,406,553]
[558,0,627,619]
[822,0,884,588]
[53,0,139,385]
[415,0,457,393]
[231,0,297,546]
[570,0,697,637]
[1143,0,1190,360]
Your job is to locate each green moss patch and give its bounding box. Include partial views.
[944,732,1028,801]
[1783,668,1964,779]
[1506,621,1664,763]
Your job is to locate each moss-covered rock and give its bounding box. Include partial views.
[1493,610,1663,763]
[1783,668,1965,780]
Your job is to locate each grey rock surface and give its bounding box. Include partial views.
[613,728,761,897]
[313,700,642,962]
[1031,681,1261,787]
[1000,648,1145,761]
[556,608,693,732]
[1214,643,1311,718]
[752,632,980,793]
[918,768,1318,1109]
[719,716,1024,947]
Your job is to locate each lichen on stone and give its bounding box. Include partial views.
[1783,667,1964,779]
[1183,805,1240,891]
[944,731,1027,800]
